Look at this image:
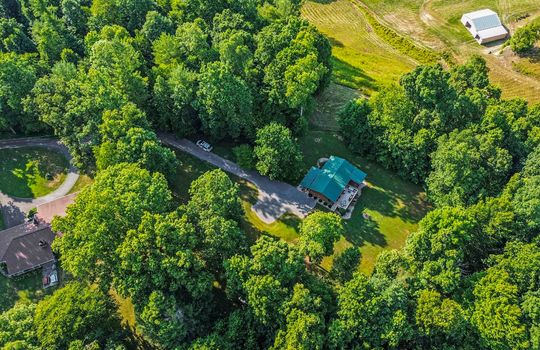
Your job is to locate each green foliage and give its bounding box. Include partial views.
[406,206,476,294]
[355,3,439,64]
[116,211,213,304]
[341,58,502,185]
[331,247,361,283]
[0,302,38,349]
[196,61,253,140]
[31,8,79,63]
[233,144,255,169]
[271,284,326,350]
[507,21,540,55]
[254,122,303,181]
[28,26,148,170]
[0,52,44,133]
[427,128,512,207]
[34,282,121,350]
[338,97,373,155]
[298,211,343,265]
[95,103,178,178]
[152,64,198,135]
[0,18,34,53]
[187,169,242,221]
[89,0,154,32]
[415,289,467,347]
[328,273,412,349]
[4,1,538,348]
[52,163,172,283]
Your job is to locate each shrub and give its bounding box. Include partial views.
[233,144,255,170]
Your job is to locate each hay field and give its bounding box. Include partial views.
[301,0,416,95]
[303,0,540,103]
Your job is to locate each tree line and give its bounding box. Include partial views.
[1,0,539,349]
[0,0,328,180]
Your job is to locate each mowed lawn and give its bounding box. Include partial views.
[170,129,429,274]
[299,130,429,272]
[0,147,69,198]
[0,271,59,312]
[301,0,416,95]
[361,0,540,103]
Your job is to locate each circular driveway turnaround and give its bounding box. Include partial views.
[0,137,79,228]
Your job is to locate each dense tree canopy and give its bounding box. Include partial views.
[254,122,303,181]
[34,282,122,350]
[52,163,172,282]
[2,0,540,349]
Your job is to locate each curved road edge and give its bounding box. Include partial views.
[0,137,79,228]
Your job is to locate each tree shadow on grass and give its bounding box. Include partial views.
[0,148,69,198]
[343,214,386,248]
[331,57,378,92]
[0,168,34,198]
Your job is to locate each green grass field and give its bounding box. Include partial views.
[310,83,360,131]
[302,0,540,103]
[67,174,93,194]
[0,147,69,198]
[299,130,429,272]
[361,0,540,102]
[301,0,416,95]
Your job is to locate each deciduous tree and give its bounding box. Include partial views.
[254,122,303,181]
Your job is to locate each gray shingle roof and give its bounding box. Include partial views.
[0,222,56,276]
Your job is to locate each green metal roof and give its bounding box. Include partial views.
[300,156,367,202]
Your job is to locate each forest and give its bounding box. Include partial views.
[1,0,539,349]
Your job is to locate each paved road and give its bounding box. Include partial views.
[160,134,316,224]
[0,137,79,228]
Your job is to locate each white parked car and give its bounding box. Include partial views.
[196,140,213,152]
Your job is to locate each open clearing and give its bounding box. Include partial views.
[303,0,540,103]
[299,130,429,272]
[361,0,540,102]
[0,147,69,198]
[171,131,429,274]
[301,0,416,95]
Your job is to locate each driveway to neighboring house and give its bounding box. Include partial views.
[0,137,79,228]
[160,134,316,224]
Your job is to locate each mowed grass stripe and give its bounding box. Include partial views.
[302,0,416,94]
[361,0,540,103]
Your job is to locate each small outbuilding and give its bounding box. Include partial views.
[461,9,508,44]
[299,156,366,212]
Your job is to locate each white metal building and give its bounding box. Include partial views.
[461,9,509,44]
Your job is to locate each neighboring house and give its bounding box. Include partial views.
[461,9,509,44]
[0,193,76,278]
[0,222,56,277]
[299,156,367,212]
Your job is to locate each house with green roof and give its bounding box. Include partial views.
[299,156,367,212]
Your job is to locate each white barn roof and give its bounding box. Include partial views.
[461,9,508,44]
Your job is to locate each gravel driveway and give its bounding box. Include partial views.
[0,137,79,228]
[160,134,316,224]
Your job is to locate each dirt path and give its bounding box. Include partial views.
[0,137,79,228]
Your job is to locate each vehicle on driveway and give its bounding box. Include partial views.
[196,140,213,152]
